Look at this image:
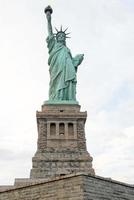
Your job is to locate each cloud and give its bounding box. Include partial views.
[92,126,134,183]
[0,0,134,185]
[86,97,134,184]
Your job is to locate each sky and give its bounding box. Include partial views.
[0,0,134,185]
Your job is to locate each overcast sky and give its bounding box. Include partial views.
[0,0,134,185]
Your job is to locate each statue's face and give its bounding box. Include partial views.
[56,32,66,43]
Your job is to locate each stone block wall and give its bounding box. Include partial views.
[0,174,134,200]
[83,175,134,200]
[0,175,84,200]
[30,104,95,179]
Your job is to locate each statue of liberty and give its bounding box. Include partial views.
[45,6,84,104]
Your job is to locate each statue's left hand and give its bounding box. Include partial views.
[78,54,84,63]
[73,54,84,67]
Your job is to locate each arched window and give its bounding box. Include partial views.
[59,123,65,135]
[50,123,56,135]
[68,123,74,137]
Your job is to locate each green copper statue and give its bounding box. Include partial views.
[45,6,84,104]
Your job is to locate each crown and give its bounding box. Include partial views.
[54,26,71,39]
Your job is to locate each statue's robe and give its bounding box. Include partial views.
[46,35,77,101]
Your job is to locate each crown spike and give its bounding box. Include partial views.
[65,32,71,35]
[64,27,68,33]
[55,27,59,32]
[60,25,63,32]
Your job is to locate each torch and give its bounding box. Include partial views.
[44,5,53,15]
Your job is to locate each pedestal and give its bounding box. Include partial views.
[30,104,95,179]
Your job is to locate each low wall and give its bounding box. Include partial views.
[0,174,134,200]
[83,175,134,199]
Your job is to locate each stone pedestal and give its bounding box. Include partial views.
[30,104,95,179]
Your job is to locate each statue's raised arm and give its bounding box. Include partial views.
[45,6,53,36]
